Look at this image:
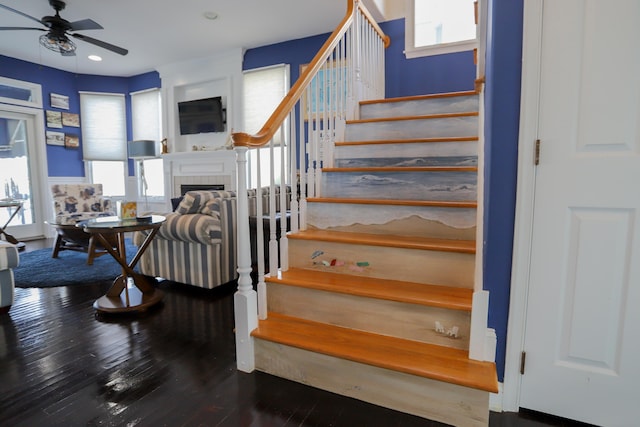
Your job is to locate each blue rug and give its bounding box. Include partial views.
[14,239,139,288]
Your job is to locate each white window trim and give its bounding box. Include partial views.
[0,76,43,109]
[404,0,478,59]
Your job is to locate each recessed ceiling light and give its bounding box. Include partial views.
[203,11,218,20]
[88,55,102,62]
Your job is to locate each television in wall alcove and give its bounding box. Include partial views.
[177,96,226,135]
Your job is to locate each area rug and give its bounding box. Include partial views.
[13,239,139,288]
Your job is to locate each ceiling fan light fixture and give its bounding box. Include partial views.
[39,33,76,54]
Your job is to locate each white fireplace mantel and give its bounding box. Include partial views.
[162,150,237,204]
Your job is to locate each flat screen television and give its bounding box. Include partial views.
[177,96,226,135]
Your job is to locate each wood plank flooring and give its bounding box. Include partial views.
[0,239,591,427]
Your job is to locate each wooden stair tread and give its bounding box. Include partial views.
[347,111,478,125]
[336,136,479,146]
[322,166,477,173]
[307,197,477,208]
[267,268,472,311]
[252,313,498,393]
[359,90,479,106]
[288,229,476,253]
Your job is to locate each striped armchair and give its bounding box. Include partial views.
[0,240,19,313]
[133,190,238,289]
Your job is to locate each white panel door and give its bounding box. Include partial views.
[520,1,640,426]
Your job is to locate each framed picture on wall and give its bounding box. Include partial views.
[50,93,69,110]
[300,61,349,121]
[62,112,80,127]
[46,130,65,146]
[46,110,62,128]
[64,134,79,149]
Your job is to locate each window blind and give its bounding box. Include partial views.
[131,88,161,141]
[243,64,289,146]
[80,92,126,161]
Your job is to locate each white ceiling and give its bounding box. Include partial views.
[0,0,362,77]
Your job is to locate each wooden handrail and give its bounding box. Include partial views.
[232,0,390,148]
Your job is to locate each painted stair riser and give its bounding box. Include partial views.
[360,95,479,120]
[288,239,475,288]
[255,340,490,427]
[321,170,477,202]
[334,141,478,168]
[267,283,471,350]
[307,203,476,240]
[344,115,478,141]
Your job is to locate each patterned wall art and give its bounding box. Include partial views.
[46,110,62,128]
[46,130,65,146]
[62,112,80,127]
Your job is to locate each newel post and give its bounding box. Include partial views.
[234,146,257,372]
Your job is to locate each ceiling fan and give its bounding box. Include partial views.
[0,0,128,56]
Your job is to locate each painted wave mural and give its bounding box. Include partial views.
[307,204,476,230]
[335,156,477,168]
[322,171,477,201]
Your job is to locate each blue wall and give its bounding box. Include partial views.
[0,55,160,177]
[244,19,477,98]
[483,0,523,381]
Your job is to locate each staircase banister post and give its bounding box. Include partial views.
[234,145,257,372]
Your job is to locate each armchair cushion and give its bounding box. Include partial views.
[51,184,114,225]
[175,190,237,215]
[155,212,222,245]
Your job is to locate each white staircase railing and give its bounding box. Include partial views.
[232,0,389,372]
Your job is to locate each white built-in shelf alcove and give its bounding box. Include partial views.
[157,48,243,154]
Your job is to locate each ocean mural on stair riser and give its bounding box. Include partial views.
[334,140,478,167]
[307,203,476,240]
[335,156,477,167]
[360,95,479,120]
[321,171,477,201]
[344,115,478,141]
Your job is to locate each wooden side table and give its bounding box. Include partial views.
[0,199,25,251]
[77,215,166,314]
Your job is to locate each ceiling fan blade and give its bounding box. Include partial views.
[71,33,128,56]
[0,3,44,26]
[0,26,45,31]
[69,19,103,31]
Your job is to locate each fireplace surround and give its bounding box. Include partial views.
[162,151,236,204]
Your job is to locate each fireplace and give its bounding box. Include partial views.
[162,150,237,198]
[180,184,225,195]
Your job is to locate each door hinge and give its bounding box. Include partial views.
[534,139,541,165]
[520,351,527,375]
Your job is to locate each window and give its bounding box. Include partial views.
[405,0,477,59]
[80,92,127,196]
[0,76,43,108]
[243,64,289,189]
[131,88,164,199]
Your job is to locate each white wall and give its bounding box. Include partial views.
[156,49,244,154]
[365,0,405,21]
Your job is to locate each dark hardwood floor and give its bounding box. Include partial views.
[0,239,590,427]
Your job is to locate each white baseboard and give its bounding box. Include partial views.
[490,382,504,412]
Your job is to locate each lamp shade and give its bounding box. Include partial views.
[128,140,158,159]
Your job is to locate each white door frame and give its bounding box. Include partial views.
[502,0,543,412]
[0,102,50,239]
